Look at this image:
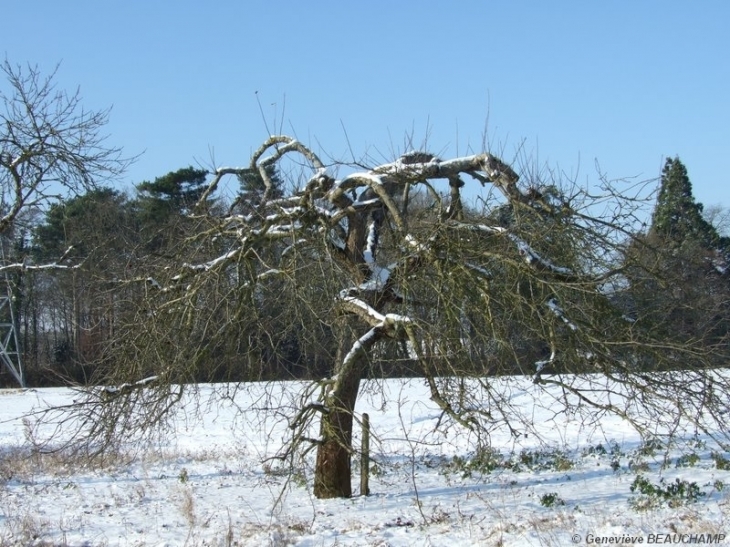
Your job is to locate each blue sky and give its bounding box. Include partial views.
[4,1,729,209]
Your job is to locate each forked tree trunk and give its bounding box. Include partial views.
[313,206,373,498]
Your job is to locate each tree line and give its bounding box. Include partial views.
[1,163,334,385]
[0,153,727,388]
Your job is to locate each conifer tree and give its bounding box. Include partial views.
[629,157,730,347]
[136,166,209,221]
[135,167,210,252]
[235,163,284,215]
[651,157,720,248]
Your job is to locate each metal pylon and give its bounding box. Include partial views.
[0,244,23,387]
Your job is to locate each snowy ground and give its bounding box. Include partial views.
[1,378,729,546]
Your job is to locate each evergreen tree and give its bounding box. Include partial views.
[33,188,132,260]
[136,166,209,222]
[235,164,284,214]
[30,188,136,384]
[135,167,210,252]
[651,157,720,248]
[627,156,730,349]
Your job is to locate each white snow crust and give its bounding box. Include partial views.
[1,379,728,545]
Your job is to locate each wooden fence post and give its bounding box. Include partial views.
[360,412,370,496]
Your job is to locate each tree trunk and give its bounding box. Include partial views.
[313,327,364,499]
[313,374,360,498]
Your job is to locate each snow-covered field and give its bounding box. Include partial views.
[1,378,729,546]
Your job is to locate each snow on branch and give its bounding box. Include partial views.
[508,234,575,277]
[341,327,380,370]
[324,152,522,234]
[197,135,326,208]
[360,265,392,292]
[535,350,556,375]
[364,220,377,266]
[141,266,283,295]
[546,297,578,331]
[337,296,387,326]
[196,166,248,209]
[183,248,241,272]
[0,246,82,273]
[337,295,412,332]
[464,262,492,279]
[450,222,577,279]
[371,152,519,189]
[250,135,325,172]
[0,260,82,273]
[328,308,413,397]
[99,374,161,399]
[404,234,430,252]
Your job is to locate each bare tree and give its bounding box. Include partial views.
[49,135,730,499]
[0,59,130,235]
[703,204,730,239]
[0,59,130,386]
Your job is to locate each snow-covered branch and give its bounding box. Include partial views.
[337,296,387,327]
[0,261,83,273]
[0,245,83,273]
[546,298,578,331]
[449,222,577,279]
[371,152,519,189]
[508,234,575,278]
[99,374,161,399]
[328,309,413,398]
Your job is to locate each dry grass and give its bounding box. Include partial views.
[178,484,196,528]
[2,438,730,546]
[0,501,61,547]
[0,442,133,486]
